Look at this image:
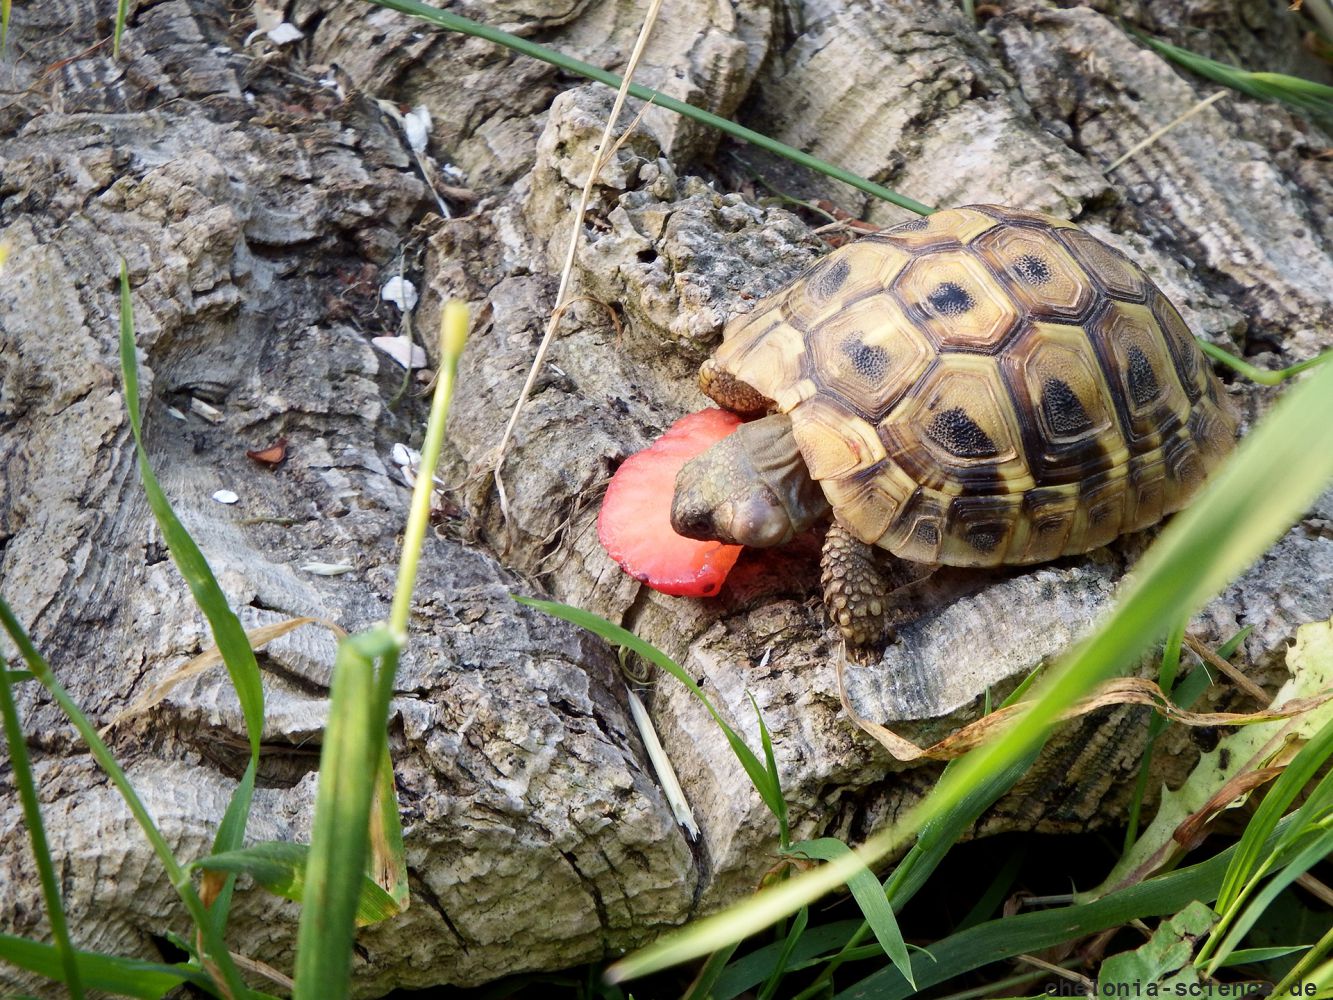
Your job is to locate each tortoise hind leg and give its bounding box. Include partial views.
[820,520,898,651]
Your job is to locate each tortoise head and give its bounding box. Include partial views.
[671,413,830,548]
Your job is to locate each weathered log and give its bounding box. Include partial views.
[1,0,1330,994]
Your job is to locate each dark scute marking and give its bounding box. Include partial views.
[1042,377,1093,436]
[842,339,889,382]
[851,459,890,485]
[815,257,852,299]
[1035,517,1065,535]
[1088,501,1117,524]
[926,407,998,458]
[1127,346,1160,406]
[896,218,930,232]
[966,524,1003,553]
[914,519,940,545]
[927,281,974,316]
[1013,253,1052,285]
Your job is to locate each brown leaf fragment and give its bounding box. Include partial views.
[247,437,288,467]
[837,655,1333,763]
[1172,767,1285,849]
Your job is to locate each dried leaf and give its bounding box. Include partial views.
[246,437,288,467]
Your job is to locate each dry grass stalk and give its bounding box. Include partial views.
[490,0,665,542]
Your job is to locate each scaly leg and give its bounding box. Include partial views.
[820,519,897,651]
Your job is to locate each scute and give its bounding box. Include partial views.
[879,352,1034,495]
[712,300,816,410]
[804,291,933,421]
[704,205,1237,568]
[1000,320,1126,481]
[893,248,1022,351]
[782,241,911,330]
[973,225,1096,320]
[788,396,886,480]
[876,206,1002,250]
[1088,301,1192,453]
[1057,229,1149,302]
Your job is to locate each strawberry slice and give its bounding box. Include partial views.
[599,409,745,597]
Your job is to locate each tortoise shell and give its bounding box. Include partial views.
[706,205,1238,567]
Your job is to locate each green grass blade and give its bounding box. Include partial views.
[1139,34,1333,117]
[956,849,1024,933]
[1,0,9,55]
[293,627,396,999]
[887,752,1040,911]
[0,934,215,999]
[1271,922,1333,999]
[385,300,468,647]
[788,838,913,989]
[790,746,1047,999]
[605,331,1333,984]
[715,920,863,1000]
[193,841,399,924]
[372,741,410,911]
[119,263,265,758]
[366,0,934,217]
[1125,618,1188,851]
[113,0,128,58]
[1215,715,1333,918]
[756,906,809,1000]
[0,602,248,998]
[1198,341,1333,386]
[790,704,1047,1000]
[294,303,469,999]
[0,633,83,997]
[515,597,785,826]
[120,262,263,951]
[205,759,257,935]
[1216,626,1253,660]
[1204,803,1333,974]
[750,692,790,848]
[1218,946,1310,966]
[682,942,741,1000]
[837,823,1298,999]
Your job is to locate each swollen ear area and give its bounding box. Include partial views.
[671,412,831,547]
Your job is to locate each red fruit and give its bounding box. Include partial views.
[599,409,745,597]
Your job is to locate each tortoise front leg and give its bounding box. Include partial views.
[820,520,897,651]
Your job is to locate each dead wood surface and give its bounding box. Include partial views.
[0,0,1330,994]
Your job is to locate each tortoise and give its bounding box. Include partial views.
[669,205,1238,648]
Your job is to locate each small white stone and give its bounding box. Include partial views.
[190,397,223,423]
[212,490,239,505]
[372,335,427,370]
[403,106,431,154]
[300,562,354,576]
[266,21,304,45]
[391,443,419,468]
[380,276,418,312]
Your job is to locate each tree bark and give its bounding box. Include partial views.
[1,0,1330,994]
